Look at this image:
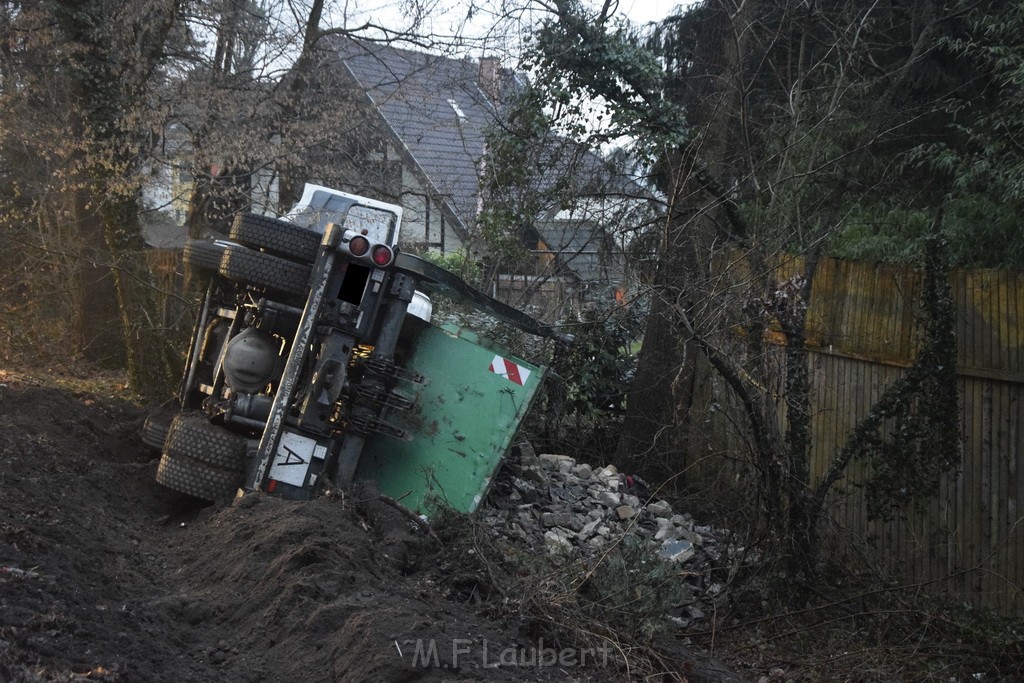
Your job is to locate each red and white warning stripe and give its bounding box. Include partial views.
[489,354,531,386]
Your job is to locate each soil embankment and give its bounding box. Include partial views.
[0,378,739,682]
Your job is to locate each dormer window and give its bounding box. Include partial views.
[447,98,467,121]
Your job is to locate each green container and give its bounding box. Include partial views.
[355,323,545,515]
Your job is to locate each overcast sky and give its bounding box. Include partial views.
[613,0,688,25]
[338,0,693,58]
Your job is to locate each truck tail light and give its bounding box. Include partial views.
[348,235,370,257]
[336,227,392,267]
[372,245,394,267]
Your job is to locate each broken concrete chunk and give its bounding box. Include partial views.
[647,500,672,518]
[587,508,604,521]
[670,514,690,528]
[660,539,695,563]
[542,512,575,528]
[615,505,637,520]
[676,528,703,547]
[654,518,677,541]
[516,442,538,462]
[537,455,574,475]
[544,530,573,554]
[521,467,548,485]
[623,494,641,509]
[539,452,574,461]
[597,464,618,478]
[597,491,621,508]
[572,463,593,479]
[547,487,572,503]
[577,519,600,540]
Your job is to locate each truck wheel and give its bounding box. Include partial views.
[229,213,321,263]
[183,239,225,274]
[184,239,310,297]
[217,242,311,297]
[156,451,242,501]
[164,412,247,471]
[141,409,175,451]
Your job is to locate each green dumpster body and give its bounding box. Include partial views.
[355,323,545,515]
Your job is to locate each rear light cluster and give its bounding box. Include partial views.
[341,229,393,267]
[372,245,393,266]
[348,235,370,257]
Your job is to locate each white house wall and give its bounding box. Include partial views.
[141,163,178,220]
[250,167,280,217]
[396,160,463,255]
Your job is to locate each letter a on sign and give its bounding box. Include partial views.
[488,355,531,386]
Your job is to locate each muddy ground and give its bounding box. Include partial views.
[0,378,740,682]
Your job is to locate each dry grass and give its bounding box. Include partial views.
[0,367,138,402]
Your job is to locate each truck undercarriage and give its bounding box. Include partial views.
[146,185,569,514]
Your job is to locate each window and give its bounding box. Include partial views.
[447,98,467,121]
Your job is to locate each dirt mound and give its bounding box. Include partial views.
[0,381,599,681]
[0,378,742,682]
[0,382,182,681]
[157,491,522,682]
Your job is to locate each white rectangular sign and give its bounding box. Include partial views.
[269,432,327,487]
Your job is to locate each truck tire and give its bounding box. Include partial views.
[217,242,311,297]
[229,213,321,263]
[164,412,247,471]
[156,451,242,501]
[184,239,310,297]
[141,409,175,451]
[183,239,225,274]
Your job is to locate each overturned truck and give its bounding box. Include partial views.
[145,185,570,514]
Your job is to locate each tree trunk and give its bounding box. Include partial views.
[68,165,127,366]
[53,0,181,394]
[615,0,757,476]
[101,190,177,394]
[615,151,700,477]
[275,0,324,212]
[778,256,819,569]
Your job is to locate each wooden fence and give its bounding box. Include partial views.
[694,256,1024,614]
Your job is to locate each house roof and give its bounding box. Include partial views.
[535,218,622,285]
[329,36,503,237]
[325,37,651,284]
[142,211,189,249]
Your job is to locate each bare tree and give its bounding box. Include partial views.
[512,0,966,568]
[0,0,183,391]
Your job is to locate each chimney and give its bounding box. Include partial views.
[478,56,500,103]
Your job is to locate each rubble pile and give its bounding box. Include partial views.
[480,447,750,624]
